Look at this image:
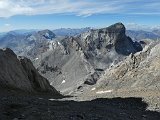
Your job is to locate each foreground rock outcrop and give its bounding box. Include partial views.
[73,40,160,112]
[0,48,61,96]
[96,40,160,91]
[74,40,160,106]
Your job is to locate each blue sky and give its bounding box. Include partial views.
[0,0,160,32]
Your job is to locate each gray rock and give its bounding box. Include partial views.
[0,48,61,96]
[35,23,142,94]
[96,40,160,91]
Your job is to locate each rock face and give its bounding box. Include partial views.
[0,23,143,94]
[0,48,61,95]
[77,23,142,69]
[96,40,160,91]
[35,23,142,93]
[36,36,94,93]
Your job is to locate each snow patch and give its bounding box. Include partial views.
[45,33,49,38]
[58,42,61,45]
[52,42,55,46]
[91,87,96,91]
[110,62,114,67]
[49,99,55,101]
[96,90,113,94]
[61,80,66,84]
[49,41,54,50]
[50,82,53,86]
[35,58,39,60]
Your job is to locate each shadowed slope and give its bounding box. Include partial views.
[0,48,61,97]
[0,92,159,120]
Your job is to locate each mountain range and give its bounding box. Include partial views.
[0,23,160,119]
[0,23,158,94]
[1,27,160,42]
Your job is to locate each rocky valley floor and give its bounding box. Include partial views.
[0,89,160,120]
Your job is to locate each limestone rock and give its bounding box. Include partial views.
[0,48,61,96]
[35,23,142,94]
[96,40,160,91]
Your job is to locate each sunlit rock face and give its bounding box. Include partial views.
[96,40,160,92]
[78,22,142,69]
[34,23,142,94]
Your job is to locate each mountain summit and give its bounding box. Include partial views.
[34,23,142,93]
[37,29,56,40]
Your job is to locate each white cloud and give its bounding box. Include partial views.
[0,0,121,17]
[126,23,150,30]
[0,0,160,17]
[126,23,160,31]
[0,0,33,17]
[4,23,11,27]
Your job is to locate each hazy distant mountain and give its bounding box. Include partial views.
[0,32,6,36]
[0,28,90,50]
[1,28,159,59]
[0,32,28,49]
[24,29,56,58]
[0,32,7,39]
[1,27,160,42]
[152,29,160,36]
[0,30,37,50]
[0,28,90,37]
[53,27,91,36]
[0,29,56,58]
[126,30,160,41]
[8,29,38,35]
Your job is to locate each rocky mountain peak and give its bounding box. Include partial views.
[1,48,17,57]
[106,22,125,33]
[79,22,141,58]
[27,29,56,43]
[38,29,56,40]
[34,23,143,93]
[81,23,127,49]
